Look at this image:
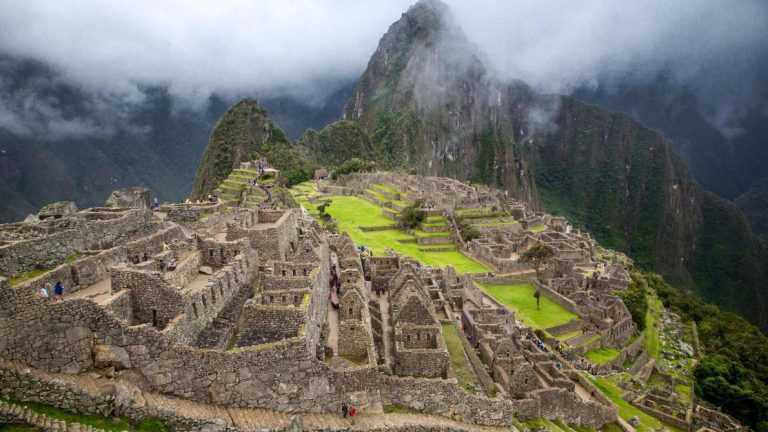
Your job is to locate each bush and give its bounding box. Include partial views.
[616,272,649,331]
[332,158,377,179]
[455,216,480,242]
[396,201,427,230]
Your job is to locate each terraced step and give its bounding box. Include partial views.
[568,331,600,348]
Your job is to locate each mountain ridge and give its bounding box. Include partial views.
[332,0,768,331]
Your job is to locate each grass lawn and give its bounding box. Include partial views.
[477,283,579,330]
[584,347,620,365]
[372,183,405,196]
[442,323,482,394]
[645,293,663,360]
[529,224,547,232]
[293,193,488,274]
[584,375,682,432]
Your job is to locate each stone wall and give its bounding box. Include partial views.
[532,387,616,428]
[238,301,306,346]
[228,210,298,263]
[338,320,372,358]
[381,375,516,426]
[0,208,152,277]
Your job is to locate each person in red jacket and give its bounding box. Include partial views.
[348,405,357,425]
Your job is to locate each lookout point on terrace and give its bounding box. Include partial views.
[0,159,738,432]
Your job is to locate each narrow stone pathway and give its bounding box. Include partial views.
[0,359,511,432]
[378,292,394,369]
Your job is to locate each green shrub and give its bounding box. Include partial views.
[396,201,426,230]
[332,158,377,179]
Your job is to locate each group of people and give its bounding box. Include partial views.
[526,333,549,353]
[39,281,64,300]
[340,402,357,424]
[374,282,387,298]
[131,252,149,264]
[159,258,178,272]
[356,245,373,257]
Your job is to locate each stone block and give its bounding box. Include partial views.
[93,345,132,370]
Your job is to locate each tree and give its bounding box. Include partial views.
[519,243,556,310]
[317,199,332,222]
[396,201,427,230]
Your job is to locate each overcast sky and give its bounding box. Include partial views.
[1,0,767,122]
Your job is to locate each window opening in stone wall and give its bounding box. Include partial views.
[220,285,224,296]
[211,287,216,304]
[348,307,353,316]
[270,295,274,303]
[152,309,158,327]
[407,335,411,342]
[210,250,214,259]
[292,269,296,276]
[294,295,299,304]
[282,296,286,303]
[282,270,286,277]
[192,303,198,318]
[417,333,421,341]
[303,268,307,276]
[202,295,207,310]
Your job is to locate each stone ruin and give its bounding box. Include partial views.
[1,170,731,431]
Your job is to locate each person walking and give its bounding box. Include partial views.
[54,281,64,297]
[348,405,357,425]
[40,285,50,300]
[341,402,348,418]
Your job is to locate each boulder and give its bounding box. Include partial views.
[37,201,78,220]
[629,416,641,426]
[199,266,214,275]
[93,345,132,370]
[105,187,152,209]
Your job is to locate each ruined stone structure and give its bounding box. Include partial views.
[0,173,670,431]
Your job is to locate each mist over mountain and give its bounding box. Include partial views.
[0,54,353,221]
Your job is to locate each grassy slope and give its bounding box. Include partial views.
[291,191,488,273]
[584,376,682,432]
[477,283,578,330]
[584,347,620,365]
[442,323,482,394]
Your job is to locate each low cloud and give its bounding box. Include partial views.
[0,0,766,137]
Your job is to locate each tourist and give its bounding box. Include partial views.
[153,196,158,209]
[40,285,50,300]
[132,254,140,264]
[167,259,177,271]
[341,402,348,418]
[159,259,166,272]
[142,252,148,262]
[348,405,357,425]
[54,281,63,297]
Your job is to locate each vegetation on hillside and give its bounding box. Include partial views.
[615,272,650,331]
[332,158,377,179]
[455,215,480,242]
[639,271,768,431]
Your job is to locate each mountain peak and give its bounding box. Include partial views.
[401,0,452,36]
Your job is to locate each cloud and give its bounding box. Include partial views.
[0,0,766,134]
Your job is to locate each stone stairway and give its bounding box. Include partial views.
[0,399,108,431]
[0,359,512,432]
